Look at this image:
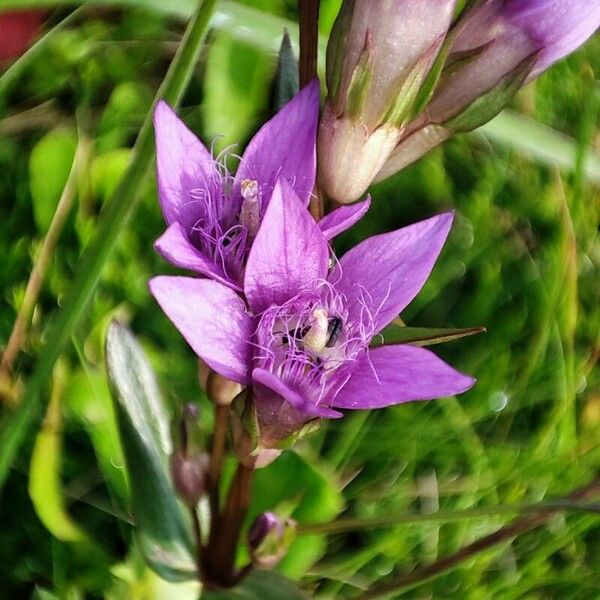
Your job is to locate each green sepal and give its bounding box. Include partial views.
[230,388,260,466]
[272,419,322,452]
[373,324,486,348]
[345,32,373,119]
[410,25,491,120]
[446,51,539,133]
[326,0,355,108]
[381,36,446,129]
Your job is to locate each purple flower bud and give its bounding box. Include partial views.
[377,0,600,180]
[248,512,296,568]
[504,0,600,80]
[319,0,456,203]
[170,452,209,507]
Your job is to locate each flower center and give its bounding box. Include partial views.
[253,282,375,407]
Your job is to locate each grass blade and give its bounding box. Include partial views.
[0,0,218,491]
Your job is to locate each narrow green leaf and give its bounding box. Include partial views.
[29,362,89,543]
[105,321,196,582]
[272,29,299,113]
[374,325,486,347]
[200,569,307,599]
[0,0,218,492]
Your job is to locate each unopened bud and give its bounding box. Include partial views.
[170,452,208,507]
[319,0,456,203]
[376,0,600,179]
[206,371,243,406]
[248,512,296,568]
[171,403,207,506]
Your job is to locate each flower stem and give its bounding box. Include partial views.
[208,402,229,522]
[0,136,90,384]
[190,505,204,577]
[204,460,254,587]
[297,0,319,88]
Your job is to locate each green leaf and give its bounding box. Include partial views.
[28,362,90,543]
[29,127,78,234]
[200,569,307,599]
[203,29,274,152]
[105,321,196,582]
[0,0,218,493]
[250,452,344,578]
[272,29,299,113]
[66,367,129,502]
[374,325,486,347]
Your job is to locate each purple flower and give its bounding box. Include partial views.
[152,80,369,291]
[150,180,474,445]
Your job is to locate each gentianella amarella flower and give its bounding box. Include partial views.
[150,180,474,445]
[153,80,370,291]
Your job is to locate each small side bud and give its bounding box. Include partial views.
[248,512,297,569]
[206,371,243,406]
[170,403,208,507]
[170,452,209,507]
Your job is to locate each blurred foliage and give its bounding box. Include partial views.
[0,2,599,599]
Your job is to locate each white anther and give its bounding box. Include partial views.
[303,308,329,354]
[240,179,261,238]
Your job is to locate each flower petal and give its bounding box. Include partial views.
[318,195,371,240]
[235,79,320,207]
[504,0,600,79]
[253,368,343,419]
[153,100,222,228]
[154,222,242,291]
[331,345,475,409]
[244,178,329,313]
[333,212,453,332]
[149,276,253,384]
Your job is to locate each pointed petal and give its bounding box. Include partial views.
[235,80,320,207]
[153,100,222,228]
[154,223,242,291]
[253,369,343,419]
[149,276,253,384]
[331,345,475,409]
[244,179,329,313]
[318,195,371,240]
[333,212,453,332]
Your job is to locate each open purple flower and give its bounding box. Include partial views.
[150,180,474,445]
[153,80,369,291]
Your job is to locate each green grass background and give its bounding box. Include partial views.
[0,1,598,598]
